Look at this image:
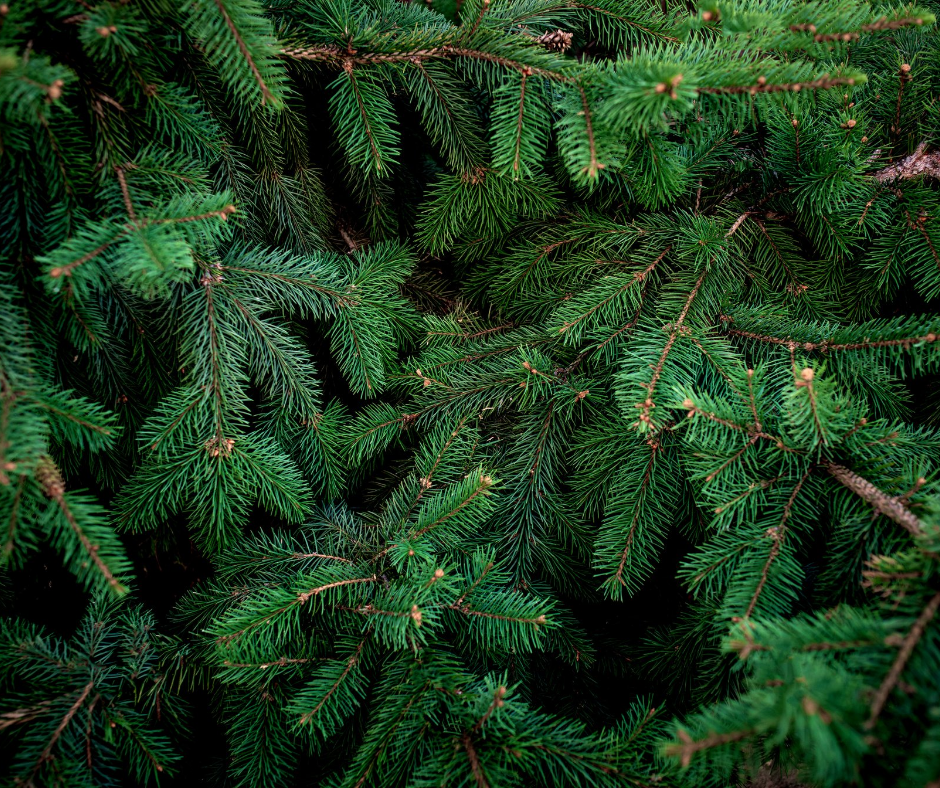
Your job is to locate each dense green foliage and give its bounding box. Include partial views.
[2,0,940,786]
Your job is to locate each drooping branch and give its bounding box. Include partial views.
[612,439,660,589]
[35,458,127,595]
[212,0,275,104]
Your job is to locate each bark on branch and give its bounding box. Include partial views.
[822,461,925,536]
[873,142,940,183]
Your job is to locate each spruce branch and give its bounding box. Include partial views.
[822,461,926,536]
[725,327,938,354]
[665,727,752,768]
[35,457,128,595]
[874,141,940,182]
[211,0,274,105]
[282,44,568,80]
[866,591,940,729]
[634,270,706,431]
[743,470,810,620]
[26,681,96,784]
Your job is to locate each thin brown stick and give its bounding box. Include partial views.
[866,591,940,729]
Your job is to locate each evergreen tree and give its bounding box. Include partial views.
[2,0,940,786]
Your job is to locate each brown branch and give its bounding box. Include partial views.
[511,69,530,174]
[823,461,926,536]
[453,561,494,609]
[298,635,370,725]
[634,270,707,429]
[30,681,95,779]
[411,474,493,539]
[866,591,940,729]
[743,470,810,620]
[35,458,126,594]
[282,43,566,80]
[665,727,753,768]
[212,0,274,104]
[613,441,660,588]
[568,2,678,42]
[558,248,666,335]
[34,401,115,436]
[462,731,489,788]
[472,685,506,733]
[223,656,317,669]
[297,575,377,604]
[725,211,751,238]
[697,74,857,96]
[49,206,236,279]
[873,140,940,182]
[344,65,384,173]
[577,83,601,178]
[450,605,547,627]
[425,323,514,342]
[0,700,52,731]
[725,327,938,353]
[114,166,137,223]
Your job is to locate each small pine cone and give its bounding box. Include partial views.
[535,29,573,52]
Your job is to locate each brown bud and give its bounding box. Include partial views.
[655,82,668,94]
[0,4,9,14]
[756,76,767,85]
[900,63,912,74]
[702,11,713,21]
[682,398,694,409]
[800,367,815,382]
[861,135,868,142]
[434,568,445,579]
[846,119,857,128]
[792,117,799,127]
[47,79,64,101]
